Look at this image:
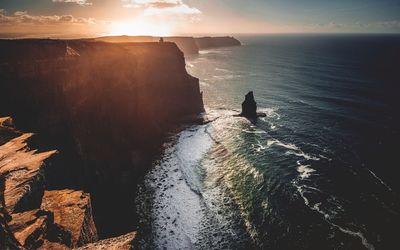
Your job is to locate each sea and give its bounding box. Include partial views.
[135,34,400,250]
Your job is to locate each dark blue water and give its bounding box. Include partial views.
[137,34,400,250]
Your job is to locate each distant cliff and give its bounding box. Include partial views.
[164,37,199,54]
[194,36,241,50]
[0,39,204,238]
[95,35,241,55]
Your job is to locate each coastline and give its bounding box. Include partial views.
[0,36,240,249]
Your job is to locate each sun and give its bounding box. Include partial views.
[109,21,172,36]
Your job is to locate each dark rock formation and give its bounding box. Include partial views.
[94,35,241,55]
[194,36,241,50]
[95,36,199,54]
[241,91,258,118]
[0,205,21,249]
[240,91,266,119]
[0,39,204,238]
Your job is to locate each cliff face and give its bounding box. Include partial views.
[0,117,132,249]
[194,36,241,50]
[164,37,199,54]
[95,35,240,55]
[95,36,199,54]
[0,39,204,237]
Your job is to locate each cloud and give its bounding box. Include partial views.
[52,0,92,6]
[0,9,96,25]
[122,0,201,16]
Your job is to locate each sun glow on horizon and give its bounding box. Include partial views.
[108,21,172,36]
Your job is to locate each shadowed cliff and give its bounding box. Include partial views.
[94,35,241,55]
[194,36,241,50]
[0,39,204,238]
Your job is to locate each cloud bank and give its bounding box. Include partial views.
[52,0,92,6]
[0,9,96,25]
[121,0,201,16]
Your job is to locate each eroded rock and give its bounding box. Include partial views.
[240,91,266,119]
[40,189,98,247]
[8,209,50,249]
[0,133,57,214]
[241,91,258,118]
[76,231,137,250]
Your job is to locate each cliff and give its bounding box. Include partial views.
[194,36,241,50]
[95,35,241,55]
[0,39,204,238]
[95,36,199,54]
[164,37,199,54]
[0,117,137,249]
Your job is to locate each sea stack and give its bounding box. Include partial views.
[241,91,258,118]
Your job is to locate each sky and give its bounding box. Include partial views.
[1,0,400,37]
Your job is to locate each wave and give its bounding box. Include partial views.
[175,125,214,194]
[199,81,210,87]
[297,164,316,179]
[215,67,232,73]
[367,169,392,192]
[266,137,322,162]
[212,74,242,80]
[293,181,375,250]
[258,107,281,120]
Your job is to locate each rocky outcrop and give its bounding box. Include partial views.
[0,39,204,237]
[194,36,241,50]
[8,209,49,249]
[41,190,98,247]
[0,207,21,249]
[76,231,136,250]
[240,91,266,119]
[241,91,257,118]
[0,118,106,249]
[1,133,56,214]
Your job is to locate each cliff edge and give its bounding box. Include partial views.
[94,35,241,55]
[0,117,137,249]
[0,39,204,238]
[194,36,241,50]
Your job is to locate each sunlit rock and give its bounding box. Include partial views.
[40,189,98,247]
[76,231,137,250]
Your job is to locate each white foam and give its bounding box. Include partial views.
[276,141,299,151]
[367,169,392,191]
[199,81,210,87]
[215,67,232,73]
[297,165,316,179]
[289,151,320,161]
[176,125,214,193]
[212,74,242,80]
[258,107,281,120]
[293,181,376,250]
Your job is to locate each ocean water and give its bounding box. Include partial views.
[136,34,400,250]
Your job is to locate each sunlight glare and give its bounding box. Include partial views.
[109,21,171,36]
